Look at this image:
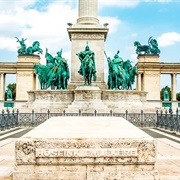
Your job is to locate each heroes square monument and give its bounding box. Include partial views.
[13,0,159,179]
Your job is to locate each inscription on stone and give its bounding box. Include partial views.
[36,148,138,158]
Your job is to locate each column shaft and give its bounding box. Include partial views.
[137,73,142,91]
[171,73,177,101]
[36,74,40,90]
[0,73,5,100]
[77,0,99,24]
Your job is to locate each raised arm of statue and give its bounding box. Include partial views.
[15,37,27,55]
[15,37,27,46]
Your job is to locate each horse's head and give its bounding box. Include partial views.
[134,41,140,47]
[32,41,40,48]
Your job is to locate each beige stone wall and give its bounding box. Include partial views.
[16,71,35,101]
[143,71,161,100]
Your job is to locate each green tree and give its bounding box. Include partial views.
[176,92,180,101]
[5,83,16,101]
[160,86,171,101]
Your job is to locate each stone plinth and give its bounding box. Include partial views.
[23,88,149,113]
[66,86,110,113]
[16,55,40,101]
[137,55,159,63]
[13,116,159,179]
[67,0,108,89]
[22,90,74,112]
[136,55,160,101]
[102,90,147,113]
[17,54,40,64]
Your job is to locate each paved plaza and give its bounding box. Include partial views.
[0,127,179,180]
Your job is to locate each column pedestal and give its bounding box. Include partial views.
[67,0,109,90]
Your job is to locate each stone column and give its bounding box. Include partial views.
[137,73,142,91]
[171,73,177,101]
[0,73,5,101]
[35,74,40,90]
[77,0,99,24]
[67,0,109,89]
[16,55,40,101]
[136,55,160,100]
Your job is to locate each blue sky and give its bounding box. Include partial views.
[0,0,180,91]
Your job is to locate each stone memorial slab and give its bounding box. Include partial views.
[13,116,158,180]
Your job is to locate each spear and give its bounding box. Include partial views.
[104,51,108,61]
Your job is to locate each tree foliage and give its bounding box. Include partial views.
[176,92,180,101]
[160,86,171,101]
[5,83,16,100]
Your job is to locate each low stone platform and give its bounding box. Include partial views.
[22,90,74,112]
[13,117,158,179]
[20,86,149,113]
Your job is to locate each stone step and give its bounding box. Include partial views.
[65,100,111,113]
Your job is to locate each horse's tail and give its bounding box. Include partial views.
[93,73,96,81]
[148,36,153,46]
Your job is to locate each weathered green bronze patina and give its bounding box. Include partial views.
[163,89,170,101]
[134,36,160,55]
[26,41,43,55]
[34,49,69,90]
[15,37,27,55]
[76,42,96,85]
[4,102,14,108]
[7,87,13,100]
[105,51,137,90]
[16,37,43,55]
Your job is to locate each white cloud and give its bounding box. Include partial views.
[130,54,138,62]
[0,1,77,55]
[0,0,36,12]
[131,33,137,37]
[99,0,172,8]
[145,0,172,2]
[157,32,180,47]
[99,16,122,34]
[0,37,17,51]
[99,0,140,7]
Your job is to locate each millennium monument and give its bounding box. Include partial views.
[20,0,146,113]
[13,0,159,179]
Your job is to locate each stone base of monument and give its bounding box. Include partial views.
[22,87,150,113]
[13,117,158,180]
[21,90,74,112]
[67,81,108,90]
[102,90,148,113]
[65,86,111,113]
